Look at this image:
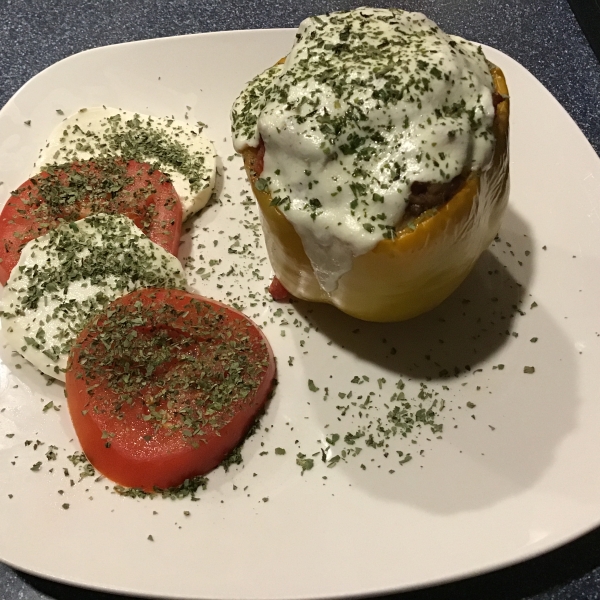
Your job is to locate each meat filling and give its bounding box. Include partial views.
[405,172,468,219]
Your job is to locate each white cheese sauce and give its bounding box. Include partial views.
[231,8,496,291]
[35,107,217,220]
[0,213,186,381]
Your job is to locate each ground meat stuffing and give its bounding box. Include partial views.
[405,173,468,218]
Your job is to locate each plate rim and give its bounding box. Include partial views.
[0,26,599,600]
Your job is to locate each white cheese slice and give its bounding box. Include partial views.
[34,107,217,220]
[0,213,186,381]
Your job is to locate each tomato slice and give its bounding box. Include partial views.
[0,158,182,285]
[66,288,276,491]
[269,276,291,302]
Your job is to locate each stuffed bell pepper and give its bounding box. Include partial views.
[231,8,509,322]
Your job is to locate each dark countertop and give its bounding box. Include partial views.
[1,1,599,599]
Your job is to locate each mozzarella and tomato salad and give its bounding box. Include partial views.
[0,109,276,491]
[0,157,183,285]
[35,106,217,220]
[0,212,186,379]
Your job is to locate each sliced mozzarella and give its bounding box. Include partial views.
[0,213,186,381]
[35,107,217,220]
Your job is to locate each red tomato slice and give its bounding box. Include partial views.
[0,158,182,285]
[66,288,276,491]
[269,276,291,302]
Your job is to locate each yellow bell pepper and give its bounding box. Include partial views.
[242,66,509,322]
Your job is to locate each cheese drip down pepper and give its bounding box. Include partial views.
[231,8,509,322]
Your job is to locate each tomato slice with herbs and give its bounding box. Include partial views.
[66,288,276,491]
[0,158,182,285]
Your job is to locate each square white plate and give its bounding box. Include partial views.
[0,28,600,600]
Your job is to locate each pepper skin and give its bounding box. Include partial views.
[242,66,509,322]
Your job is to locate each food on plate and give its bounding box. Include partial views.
[66,288,276,491]
[35,106,217,220]
[0,213,186,380]
[269,276,291,302]
[0,158,182,285]
[231,8,510,322]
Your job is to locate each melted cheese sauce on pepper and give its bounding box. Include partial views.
[36,107,217,220]
[232,8,496,291]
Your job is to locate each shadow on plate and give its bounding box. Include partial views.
[290,207,580,514]
[294,207,533,381]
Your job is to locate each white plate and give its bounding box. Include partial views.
[0,28,599,600]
